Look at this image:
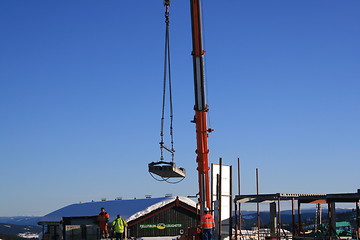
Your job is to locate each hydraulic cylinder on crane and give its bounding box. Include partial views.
[190,0,213,215]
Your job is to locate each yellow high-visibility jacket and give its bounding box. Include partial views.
[112,217,127,233]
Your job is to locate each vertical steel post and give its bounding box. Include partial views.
[230,164,233,239]
[291,198,295,237]
[277,196,281,240]
[216,173,221,240]
[356,201,360,239]
[218,158,222,240]
[297,200,301,236]
[328,202,336,240]
[238,158,242,232]
[235,201,238,239]
[328,202,332,240]
[256,168,260,240]
[316,203,322,232]
[270,202,277,238]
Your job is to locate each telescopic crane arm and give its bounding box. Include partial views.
[190,0,213,215]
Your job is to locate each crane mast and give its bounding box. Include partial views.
[190,0,212,214]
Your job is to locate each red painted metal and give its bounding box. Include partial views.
[190,0,212,214]
[194,110,211,211]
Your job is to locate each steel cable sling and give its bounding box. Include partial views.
[148,0,185,184]
[159,0,175,163]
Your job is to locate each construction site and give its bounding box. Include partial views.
[1,0,357,239]
[34,0,359,239]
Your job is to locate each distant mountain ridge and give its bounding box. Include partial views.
[0,217,42,226]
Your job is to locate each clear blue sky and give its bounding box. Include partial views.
[0,0,359,217]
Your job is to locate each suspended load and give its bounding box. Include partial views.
[148,161,186,178]
[148,0,185,183]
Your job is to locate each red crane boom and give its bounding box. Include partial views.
[190,0,213,214]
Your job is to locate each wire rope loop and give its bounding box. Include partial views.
[150,0,186,184]
[149,171,185,184]
[159,0,175,164]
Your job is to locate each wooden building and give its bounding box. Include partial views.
[38,196,199,240]
[127,197,198,238]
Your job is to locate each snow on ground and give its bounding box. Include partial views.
[18,232,40,239]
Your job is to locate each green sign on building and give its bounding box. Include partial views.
[139,223,182,230]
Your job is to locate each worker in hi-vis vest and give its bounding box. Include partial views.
[98,208,110,238]
[112,214,128,240]
[200,208,215,240]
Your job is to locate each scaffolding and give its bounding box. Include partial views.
[234,190,360,240]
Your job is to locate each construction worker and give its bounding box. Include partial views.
[112,214,128,240]
[200,208,215,240]
[98,207,110,238]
